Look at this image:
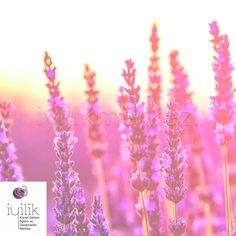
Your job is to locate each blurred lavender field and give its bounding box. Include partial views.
[1,1,236,235]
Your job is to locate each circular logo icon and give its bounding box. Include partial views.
[13,186,28,199]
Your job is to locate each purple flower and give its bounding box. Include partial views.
[162,101,187,235]
[142,97,162,235]
[147,25,163,235]
[44,53,90,235]
[209,21,235,145]
[169,217,186,236]
[119,60,151,235]
[0,101,15,137]
[53,131,88,236]
[44,51,71,132]
[75,186,89,236]
[146,191,162,236]
[162,101,187,203]
[0,121,23,181]
[83,64,105,159]
[44,51,56,82]
[119,60,148,181]
[169,50,192,108]
[130,171,150,192]
[169,50,205,157]
[89,195,110,236]
[148,23,162,116]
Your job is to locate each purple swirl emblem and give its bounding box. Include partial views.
[13,186,28,199]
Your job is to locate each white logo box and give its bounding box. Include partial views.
[0,182,47,236]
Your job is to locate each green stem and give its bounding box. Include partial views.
[221,145,233,235]
[174,203,177,222]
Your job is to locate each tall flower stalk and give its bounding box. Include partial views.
[44,52,89,235]
[0,101,23,181]
[118,87,140,232]
[44,51,71,132]
[161,101,187,236]
[209,21,235,235]
[83,64,110,220]
[146,23,164,235]
[119,60,150,236]
[169,50,213,235]
[53,131,78,235]
[148,23,162,116]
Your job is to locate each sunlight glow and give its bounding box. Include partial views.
[0,0,236,112]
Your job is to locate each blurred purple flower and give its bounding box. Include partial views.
[0,101,15,137]
[209,21,235,145]
[83,64,105,159]
[169,217,186,236]
[148,23,162,116]
[75,186,89,236]
[0,121,23,181]
[89,195,110,236]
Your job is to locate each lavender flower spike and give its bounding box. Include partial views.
[89,195,110,236]
[53,131,86,236]
[209,21,235,145]
[76,185,89,236]
[162,101,188,236]
[44,51,71,132]
[0,121,23,181]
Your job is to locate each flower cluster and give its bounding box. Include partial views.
[0,101,15,137]
[209,21,235,145]
[119,60,154,235]
[44,53,91,235]
[0,121,23,181]
[144,24,163,235]
[44,51,71,132]
[169,217,186,236]
[76,185,89,235]
[162,101,187,202]
[83,64,111,222]
[169,50,192,108]
[53,131,89,236]
[83,64,105,159]
[169,50,204,155]
[148,23,162,116]
[89,195,110,236]
[162,101,187,235]
[145,190,162,236]
[120,60,149,192]
[169,50,205,187]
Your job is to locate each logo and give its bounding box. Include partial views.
[13,185,28,199]
[0,182,47,236]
